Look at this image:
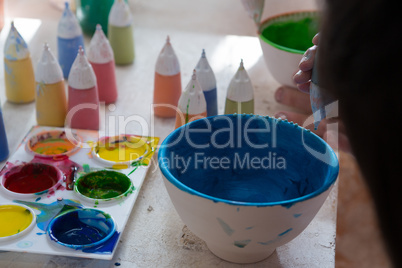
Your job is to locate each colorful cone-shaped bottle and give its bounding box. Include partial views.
[4,22,35,103]
[224,60,254,114]
[175,70,207,129]
[76,0,115,36]
[0,101,9,162]
[67,46,100,130]
[108,0,134,65]
[88,24,118,104]
[195,49,217,117]
[58,2,85,79]
[35,43,67,127]
[153,36,182,118]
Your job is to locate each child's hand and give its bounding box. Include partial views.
[274,33,351,152]
[293,33,319,93]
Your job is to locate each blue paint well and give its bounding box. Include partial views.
[158,114,339,207]
[0,108,9,162]
[47,208,115,250]
[293,213,302,218]
[57,35,85,78]
[203,87,218,117]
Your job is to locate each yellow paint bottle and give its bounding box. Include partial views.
[4,22,35,104]
[35,43,67,127]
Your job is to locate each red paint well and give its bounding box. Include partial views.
[3,163,61,194]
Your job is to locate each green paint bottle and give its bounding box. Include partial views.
[108,0,134,65]
[224,60,254,115]
[75,0,115,36]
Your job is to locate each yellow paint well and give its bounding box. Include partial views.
[0,205,34,237]
[95,136,149,163]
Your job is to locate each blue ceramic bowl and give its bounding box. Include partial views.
[158,114,338,263]
[47,208,116,250]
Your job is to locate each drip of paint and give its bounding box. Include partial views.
[0,205,33,237]
[95,135,148,163]
[260,15,318,53]
[3,163,61,194]
[174,70,207,129]
[195,49,218,116]
[224,59,254,115]
[4,22,35,103]
[153,36,182,117]
[35,43,67,127]
[108,0,134,65]
[4,21,30,60]
[57,2,85,78]
[48,209,115,248]
[67,46,100,130]
[75,170,133,199]
[88,24,118,104]
[15,199,83,231]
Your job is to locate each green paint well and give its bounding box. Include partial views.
[75,170,133,200]
[260,15,319,54]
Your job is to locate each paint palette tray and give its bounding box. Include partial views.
[0,126,159,260]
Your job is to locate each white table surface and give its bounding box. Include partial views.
[0,0,337,267]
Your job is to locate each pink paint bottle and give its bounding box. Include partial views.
[87,24,118,104]
[67,46,100,130]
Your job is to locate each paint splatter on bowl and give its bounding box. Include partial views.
[0,163,65,198]
[158,114,339,263]
[92,135,150,169]
[47,208,116,250]
[258,10,319,87]
[27,130,81,157]
[74,170,134,205]
[0,204,36,242]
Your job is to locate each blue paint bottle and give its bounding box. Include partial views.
[57,2,85,78]
[195,49,218,116]
[0,103,9,162]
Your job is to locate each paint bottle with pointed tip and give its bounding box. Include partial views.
[153,36,182,118]
[35,43,67,127]
[58,2,85,79]
[175,70,207,129]
[195,49,218,117]
[224,60,254,114]
[88,24,118,104]
[4,22,35,104]
[108,0,134,65]
[67,46,100,130]
[76,0,114,36]
[0,101,9,162]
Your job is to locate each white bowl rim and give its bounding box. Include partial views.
[158,114,339,207]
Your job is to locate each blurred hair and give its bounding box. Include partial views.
[319,0,402,266]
